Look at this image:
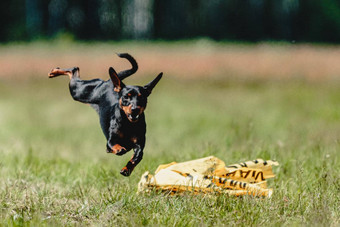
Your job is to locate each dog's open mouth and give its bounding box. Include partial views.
[128,114,140,122]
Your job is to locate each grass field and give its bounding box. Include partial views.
[0,41,339,226]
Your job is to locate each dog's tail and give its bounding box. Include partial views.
[116,53,138,80]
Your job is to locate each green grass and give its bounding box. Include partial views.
[0,49,340,225]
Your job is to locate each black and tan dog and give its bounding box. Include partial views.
[48,53,162,176]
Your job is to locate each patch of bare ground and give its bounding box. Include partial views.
[0,42,339,82]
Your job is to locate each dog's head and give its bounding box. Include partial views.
[109,67,163,123]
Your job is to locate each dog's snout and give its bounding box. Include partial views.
[131,106,140,113]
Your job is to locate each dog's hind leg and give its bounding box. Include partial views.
[69,77,106,104]
[49,67,105,105]
[49,67,80,79]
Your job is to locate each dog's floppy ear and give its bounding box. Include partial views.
[109,67,124,92]
[143,72,163,96]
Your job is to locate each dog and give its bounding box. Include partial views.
[48,53,163,176]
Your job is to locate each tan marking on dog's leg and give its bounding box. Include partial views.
[112,144,126,154]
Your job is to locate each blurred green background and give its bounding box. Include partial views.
[0,0,339,225]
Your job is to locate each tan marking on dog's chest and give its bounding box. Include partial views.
[118,131,124,138]
[131,137,138,144]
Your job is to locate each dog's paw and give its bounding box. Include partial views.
[48,67,61,78]
[49,67,72,78]
[120,161,136,177]
[111,144,127,156]
[120,166,131,177]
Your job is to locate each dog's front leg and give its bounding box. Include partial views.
[106,119,128,155]
[106,139,127,156]
[120,144,144,176]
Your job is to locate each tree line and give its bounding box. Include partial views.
[0,0,339,43]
